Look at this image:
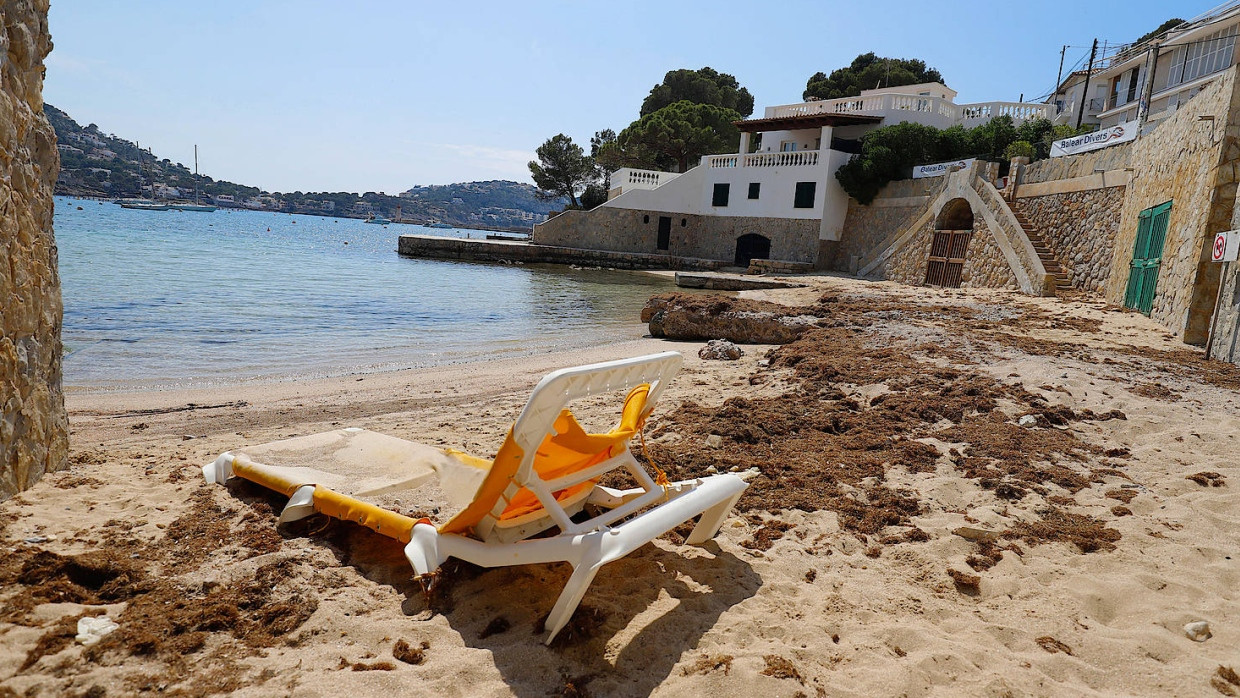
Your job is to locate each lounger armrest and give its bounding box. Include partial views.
[404,522,449,576]
[202,453,235,485]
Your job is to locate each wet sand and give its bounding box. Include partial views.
[2,275,1239,697]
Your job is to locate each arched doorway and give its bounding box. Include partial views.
[926,198,974,287]
[735,233,771,267]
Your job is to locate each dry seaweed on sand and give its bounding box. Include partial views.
[1035,636,1074,655]
[761,654,805,683]
[640,293,1122,553]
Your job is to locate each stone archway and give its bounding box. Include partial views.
[926,198,974,287]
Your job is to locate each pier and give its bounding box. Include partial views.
[397,234,729,271]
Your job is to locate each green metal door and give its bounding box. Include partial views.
[1124,201,1172,315]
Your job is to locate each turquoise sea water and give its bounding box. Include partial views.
[55,197,672,390]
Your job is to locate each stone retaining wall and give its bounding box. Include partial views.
[1015,187,1123,293]
[836,177,945,272]
[877,217,1018,290]
[1105,67,1240,344]
[1,0,66,500]
[533,206,821,265]
[1021,142,1132,184]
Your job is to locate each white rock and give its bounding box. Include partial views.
[705,434,724,448]
[1184,621,1212,642]
[1018,415,1038,427]
[76,616,119,646]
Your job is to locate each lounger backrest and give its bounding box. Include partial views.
[438,351,683,536]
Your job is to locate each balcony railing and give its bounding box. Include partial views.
[706,150,821,168]
[765,93,1051,127]
[612,167,681,191]
[744,150,819,167]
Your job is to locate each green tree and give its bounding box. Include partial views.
[1136,18,1185,44]
[607,101,740,173]
[804,53,945,101]
[528,134,595,208]
[640,67,754,118]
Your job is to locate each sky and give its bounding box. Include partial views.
[45,0,1220,194]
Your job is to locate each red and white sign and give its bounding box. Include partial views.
[1213,230,1240,262]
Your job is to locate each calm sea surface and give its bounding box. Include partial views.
[55,197,673,391]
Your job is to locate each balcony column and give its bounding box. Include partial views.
[819,125,833,151]
[739,131,751,155]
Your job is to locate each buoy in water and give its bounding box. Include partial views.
[267,227,271,232]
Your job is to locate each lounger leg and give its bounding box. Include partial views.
[279,484,317,523]
[543,562,602,645]
[684,490,744,546]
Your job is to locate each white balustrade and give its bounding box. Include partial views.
[707,155,739,168]
[765,94,1051,128]
[743,150,820,167]
[612,167,681,191]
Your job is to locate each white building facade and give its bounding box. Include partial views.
[537,82,1049,268]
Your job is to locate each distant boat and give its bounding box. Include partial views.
[173,145,217,212]
[428,222,453,229]
[364,213,392,225]
[118,199,170,211]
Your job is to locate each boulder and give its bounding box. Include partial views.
[698,339,744,361]
[642,293,820,344]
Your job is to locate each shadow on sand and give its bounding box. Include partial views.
[229,480,760,696]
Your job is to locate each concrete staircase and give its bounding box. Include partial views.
[1010,204,1071,293]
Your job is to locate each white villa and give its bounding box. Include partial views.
[1092,2,1240,129]
[535,82,1049,268]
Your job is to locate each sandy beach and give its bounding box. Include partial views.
[3,274,1239,697]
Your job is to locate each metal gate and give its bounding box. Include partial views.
[925,230,971,287]
[1123,201,1172,315]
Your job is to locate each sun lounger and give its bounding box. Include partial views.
[202,351,751,643]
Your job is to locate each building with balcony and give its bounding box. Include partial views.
[535,82,1050,268]
[1092,1,1240,129]
[1046,69,1106,128]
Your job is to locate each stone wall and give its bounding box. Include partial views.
[877,218,934,284]
[1105,67,1240,344]
[1021,142,1133,184]
[836,177,945,272]
[877,217,1019,290]
[1014,187,1124,293]
[959,219,1020,290]
[1,0,67,500]
[533,206,821,265]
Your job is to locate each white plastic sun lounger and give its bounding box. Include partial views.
[202,351,751,643]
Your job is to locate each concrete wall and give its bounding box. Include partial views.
[533,206,821,265]
[1,0,67,500]
[1105,66,1240,344]
[1014,187,1124,293]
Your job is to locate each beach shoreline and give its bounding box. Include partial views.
[7,275,1240,696]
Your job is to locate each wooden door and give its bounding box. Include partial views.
[925,230,971,287]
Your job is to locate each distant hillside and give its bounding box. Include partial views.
[47,104,564,229]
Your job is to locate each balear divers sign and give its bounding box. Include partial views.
[1050,120,1138,157]
[912,158,975,179]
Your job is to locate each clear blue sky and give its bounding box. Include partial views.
[45,0,1216,194]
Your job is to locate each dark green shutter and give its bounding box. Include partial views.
[1124,201,1171,315]
[712,183,730,207]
